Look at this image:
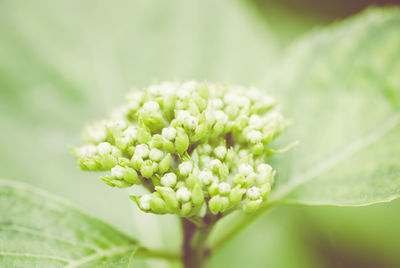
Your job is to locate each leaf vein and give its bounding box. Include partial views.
[270,112,400,202]
[0,252,71,262]
[0,224,100,252]
[64,246,137,268]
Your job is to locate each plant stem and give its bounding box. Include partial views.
[134,247,181,261]
[210,202,275,252]
[181,213,220,268]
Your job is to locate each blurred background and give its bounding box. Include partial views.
[1,0,399,267]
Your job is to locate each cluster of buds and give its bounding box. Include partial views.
[72,81,288,217]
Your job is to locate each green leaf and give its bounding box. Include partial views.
[0,179,140,267]
[269,7,400,206]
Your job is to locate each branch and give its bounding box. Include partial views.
[134,247,181,262]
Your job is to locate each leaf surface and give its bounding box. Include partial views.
[268,8,400,206]
[0,179,140,267]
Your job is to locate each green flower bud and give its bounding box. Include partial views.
[209,195,222,215]
[163,94,176,119]
[191,183,204,206]
[253,142,264,155]
[175,128,189,155]
[185,174,198,189]
[140,160,154,178]
[208,182,219,196]
[220,196,230,212]
[225,148,236,164]
[192,123,208,142]
[180,202,192,217]
[212,122,224,137]
[80,158,99,170]
[243,199,262,212]
[131,154,143,170]
[218,163,229,179]
[260,183,271,199]
[150,196,167,213]
[149,148,164,161]
[101,176,130,188]
[137,122,152,144]
[139,101,167,131]
[99,154,118,169]
[229,186,246,204]
[156,186,179,211]
[123,167,139,184]
[158,153,172,174]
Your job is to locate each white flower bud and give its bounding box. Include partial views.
[123,126,138,139]
[147,85,160,96]
[85,123,107,143]
[142,101,160,112]
[126,92,143,111]
[162,127,177,140]
[121,136,131,145]
[181,80,198,91]
[257,164,272,175]
[249,115,263,129]
[176,110,191,123]
[214,146,227,159]
[247,186,261,200]
[215,110,228,124]
[239,163,254,176]
[185,116,198,129]
[139,194,151,210]
[111,146,120,156]
[199,171,213,185]
[210,159,222,170]
[149,148,164,161]
[224,93,237,104]
[211,99,224,109]
[176,187,191,202]
[97,142,112,155]
[161,173,177,187]
[179,161,193,176]
[249,114,260,126]
[218,182,231,194]
[106,119,127,130]
[238,149,248,158]
[235,96,250,107]
[78,145,97,157]
[135,144,150,158]
[111,165,124,178]
[201,144,212,154]
[247,130,262,143]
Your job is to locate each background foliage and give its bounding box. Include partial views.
[0,0,399,267]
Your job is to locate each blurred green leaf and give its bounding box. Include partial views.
[0,179,141,267]
[268,7,400,206]
[210,208,323,268]
[298,201,400,267]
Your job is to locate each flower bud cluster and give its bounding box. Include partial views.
[72,81,288,216]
